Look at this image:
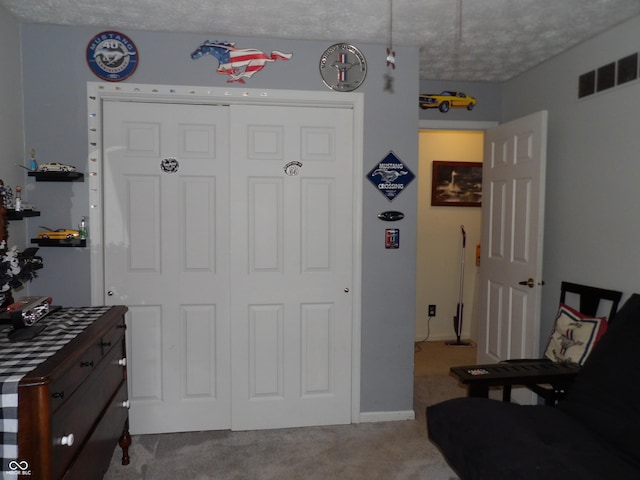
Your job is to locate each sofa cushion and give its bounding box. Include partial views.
[543,303,606,365]
[559,293,640,468]
[427,397,639,480]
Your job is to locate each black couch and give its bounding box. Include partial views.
[427,293,640,480]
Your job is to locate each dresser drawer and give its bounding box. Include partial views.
[100,320,125,357]
[50,341,125,479]
[48,321,125,413]
[48,343,102,413]
[60,383,128,480]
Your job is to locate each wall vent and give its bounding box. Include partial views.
[578,52,638,99]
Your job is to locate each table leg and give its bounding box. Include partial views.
[119,418,131,466]
[466,384,489,398]
[503,385,512,402]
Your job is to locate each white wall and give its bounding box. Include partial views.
[416,130,483,342]
[502,14,640,347]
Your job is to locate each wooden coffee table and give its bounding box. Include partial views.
[450,360,581,400]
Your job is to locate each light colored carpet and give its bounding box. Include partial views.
[414,340,477,377]
[104,345,474,479]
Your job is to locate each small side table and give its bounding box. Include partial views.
[450,360,580,400]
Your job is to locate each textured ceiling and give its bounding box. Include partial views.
[2,0,640,82]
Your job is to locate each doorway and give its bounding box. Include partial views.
[415,129,485,345]
[415,113,548,404]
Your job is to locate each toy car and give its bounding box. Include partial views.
[419,91,477,113]
[37,162,76,172]
[37,228,80,240]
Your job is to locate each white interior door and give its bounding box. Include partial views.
[229,105,354,430]
[103,101,231,434]
[477,111,548,402]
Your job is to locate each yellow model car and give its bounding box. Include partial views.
[37,228,80,240]
[419,91,477,113]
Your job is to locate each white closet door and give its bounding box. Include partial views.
[103,101,231,433]
[229,105,354,430]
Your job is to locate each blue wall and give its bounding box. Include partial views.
[8,5,638,418]
[15,23,420,415]
[0,7,25,246]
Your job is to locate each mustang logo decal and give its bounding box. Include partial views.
[191,41,292,83]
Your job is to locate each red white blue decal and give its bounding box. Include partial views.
[191,41,292,83]
[86,31,138,82]
[385,229,400,249]
[338,53,348,82]
[367,151,415,201]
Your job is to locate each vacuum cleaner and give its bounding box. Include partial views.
[446,225,472,347]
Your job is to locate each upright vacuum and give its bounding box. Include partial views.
[446,225,472,347]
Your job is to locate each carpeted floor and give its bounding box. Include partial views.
[414,340,476,377]
[104,343,472,480]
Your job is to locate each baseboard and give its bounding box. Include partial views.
[415,332,472,342]
[358,410,415,423]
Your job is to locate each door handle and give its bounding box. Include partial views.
[518,278,545,288]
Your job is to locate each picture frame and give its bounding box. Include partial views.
[431,161,482,207]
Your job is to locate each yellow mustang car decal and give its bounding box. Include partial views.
[419,91,477,113]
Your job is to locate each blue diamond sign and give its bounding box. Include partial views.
[367,151,415,201]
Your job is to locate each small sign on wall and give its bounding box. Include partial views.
[366,151,415,201]
[86,31,139,82]
[385,229,400,249]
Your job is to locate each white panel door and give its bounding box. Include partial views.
[477,111,548,403]
[103,101,231,434]
[229,105,354,430]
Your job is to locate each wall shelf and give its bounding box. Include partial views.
[31,238,86,247]
[7,209,41,220]
[28,171,84,182]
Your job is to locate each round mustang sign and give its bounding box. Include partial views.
[86,31,138,82]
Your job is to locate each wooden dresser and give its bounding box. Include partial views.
[2,306,130,479]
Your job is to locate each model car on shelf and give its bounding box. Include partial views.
[37,162,77,172]
[37,227,81,240]
[419,91,477,112]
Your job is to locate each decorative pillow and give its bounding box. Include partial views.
[544,304,607,365]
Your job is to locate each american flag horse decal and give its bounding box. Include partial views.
[191,41,292,83]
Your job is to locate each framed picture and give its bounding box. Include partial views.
[431,161,482,207]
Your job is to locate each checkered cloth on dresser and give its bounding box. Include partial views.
[0,306,112,477]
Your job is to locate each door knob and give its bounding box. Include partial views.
[518,278,544,288]
[518,278,535,288]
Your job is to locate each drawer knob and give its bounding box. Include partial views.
[101,341,112,347]
[80,360,94,368]
[122,400,131,408]
[118,358,127,367]
[60,434,75,447]
[52,391,65,399]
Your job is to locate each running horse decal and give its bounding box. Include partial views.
[191,41,292,83]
